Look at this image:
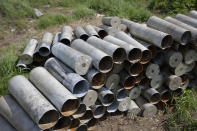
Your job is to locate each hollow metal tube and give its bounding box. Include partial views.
[105,73,120,90]
[84,25,99,38]
[87,36,127,64]
[147,16,191,45]
[39,32,53,57]
[60,26,73,45]
[93,26,108,39]
[102,16,121,27]
[74,26,89,41]
[119,70,135,89]
[71,39,113,73]
[0,115,17,131]
[29,67,80,116]
[129,86,141,100]
[8,76,59,130]
[72,102,87,119]
[0,94,41,131]
[83,89,98,107]
[175,14,197,28]
[142,88,161,104]
[52,42,92,75]
[98,87,115,106]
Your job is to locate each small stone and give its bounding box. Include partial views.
[34,8,43,18]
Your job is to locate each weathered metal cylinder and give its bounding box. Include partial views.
[118,97,130,112]
[188,10,197,19]
[60,26,73,45]
[83,89,98,107]
[127,100,141,117]
[102,16,121,27]
[105,73,120,90]
[185,62,196,73]
[86,118,97,131]
[79,107,93,124]
[72,102,87,119]
[87,36,127,64]
[135,96,158,117]
[124,61,143,76]
[165,16,197,44]
[74,26,89,41]
[0,94,41,131]
[93,26,108,39]
[29,67,80,116]
[157,87,172,103]
[68,117,80,131]
[175,62,187,76]
[150,74,163,89]
[8,76,59,130]
[145,63,160,79]
[0,115,16,131]
[71,39,113,73]
[175,14,197,28]
[164,49,183,68]
[98,87,115,106]
[107,100,119,113]
[33,42,46,63]
[142,88,161,104]
[135,72,143,84]
[129,86,141,100]
[114,31,152,64]
[85,68,106,89]
[20,39,38,64]
[166,75,182,91]
[147,16,191,45]
[135,39,157,58]
[119,24,127,31]
[39,32,53,57]
[122,19,173,49]
[104,35,142,63]
[44,57,89,98]
[183,50,197,64]
[53,32,61,45]
[91,103,106,119]
[52,116,71,130]
[84,25,99,38]
[100,25,117,36]
[52,42,92,75]
[119,70,135,89]
[111,62,124,74]
[112,85,128,101]
[16,59,30,71]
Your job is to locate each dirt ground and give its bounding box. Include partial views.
[0,15,167,131]
[95,111,166,131]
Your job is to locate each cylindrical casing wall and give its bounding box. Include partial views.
[98,87,115,106]
[68,117,80,130]
[157,87,172,102]
[105,73,120,90]
[142,88,161,104]
[135,96,157,117]
[84,25,99,38]
[118,97,130,112]
[8,76,59,130]
[85,68,106,89]
[188,10,197,19]
[122,19,173,49]
[79,107,93,124]
[0,94,41,131]
[114,31,152,64]
[91,103,106,119]
[145,63,160,79]
[53,32,61,45]
[39,32,53,57]
[104,35,142,63]
[60,26,73,45]
[0,115,16,131]
[175,62,187,76]
[129,86,141,100]
[119,70,135,89]
[16,59,30,71]
[102,16,121,26]
[111,63,124,74]
[71,39,113,73]
[183,50,197,64]
[52,42,92,75]
[86,118,97,131]
[83,89,98,107]
[107,100,119,113]
[128,100,141,117]
[72,102,87,118]
[93,26,108,39]
[33,42,46,63]
[20,39,38,64]
[74,26,89,41]
[75,124,88,131]
[165,16,197,44]
[45,57,89,98]
[164,49,183,68]
[124,61,143,76]
[175,14,197,28]
[151,74,163,89]
[166,75,182,91]
[147,16,191,45]
[112,85,128,101]
[87,36,127,64]
[29,67,79,116]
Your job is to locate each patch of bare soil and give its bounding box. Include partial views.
[95,111,166,131]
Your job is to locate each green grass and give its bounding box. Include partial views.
[0,44,28,96]
[165,90,197,130]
